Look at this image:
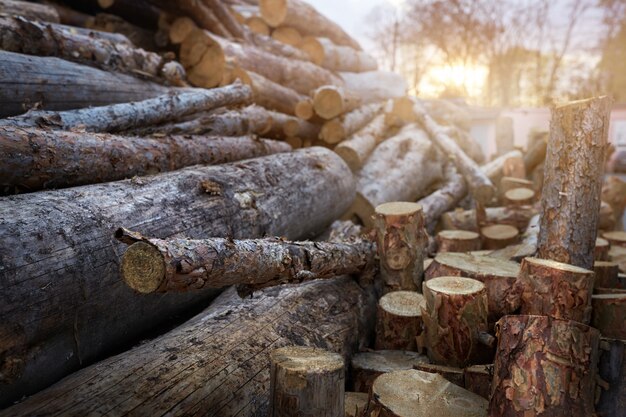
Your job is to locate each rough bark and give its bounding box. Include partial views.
[436,230,481,253]
[374,291,425,351]
[418,163,469,232]
[596,338,626,417]
[301,36,377,72]
[537,96,612,270]
[0,278,375,417]
[594,261,620,290]
[0,147,355,406]
[86,12,157,51]
[518,257,595,324]
[425,252,520,323]
[0,85,251,132]
[0,129,289,192]
[350,350,429,394]
[480,224,519,250]
[333,114,388,172]
[481,150,524,183]
[463,364,493,400]
[373,202,428,293]
[364,370,488,417]
[233,68,306,116]
[441,206,536,232]
[592,294,626,340]
[269,346,344,417]
[271,26,301,46]
[319,103,382,144]
[413,363,464,387]
[0,0,59,22]
[489,315,600,417]
[422,276,489,367]
[345,392,369,417]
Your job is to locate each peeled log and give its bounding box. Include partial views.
[592,294,626,339]
[480,224,519,250]
[537,97,612,270]
[350,350,429,394]
[375,291,425,351]
[441,206,536,232]
[320,102,382,144]
[334,114,388,172]
[489,315,600,417]
[301,36,377,72]
[0,278,374,417]
[0,147,355,406]
[0,0,59,22]
[0,129,289,192]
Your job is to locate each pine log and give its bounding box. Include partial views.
[384,96,416,128]
[350,351,429,394]
[481,150,524,183]
[596,237,611,261]
[0,147,355,406]
[463,364,493,400]
[294,98,315,120]
[232,67,305,116]
[301,36,376,72]
[205,0,247,40]
[345,392,369,417]
[592,294,626,339]
[503,187,535,206]
[373,202,428,293]
[418,163,468,232]
[364,370,488,417]
[610,245,626,273]
[441,205,536,232]
[422,276,488,367]
[375,291,425,351]
[487,214,540,262]
[0,129,289,192]
[245,15,270,35]
[313,85,361,120]
[517,257,595,324]
[596,338,626,417]
[247,29,313,62]
[413,363,464,387]
[0,85,251,132]
[489,315,600,417]
[537,97,612,270]
[271,25,301,45]
[259,0,361,50]
[602,176,626,229]
[341,71,407,105]
[269,346,344,417]
[164,0,230,38]
[320,103,382,144]
[436,230,481,253]
[0,278,374,416]
[333,114,388,172]
[604,231,626,247]
[594,261,620,290]
[480,224,519,250]
[0,51,172,117]
[0,0,59,22]
[282,114,321,141]
[499,177,534,201]
[349,124,444,227]
[523,137,547,173]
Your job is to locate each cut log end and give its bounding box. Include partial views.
[504,187,535,206]
[480,224,519,249]
[524,256,592,274]
[436,230,481,253]
[425,276,485,296]
[120,241,165,294]
[260,0,288,27]
[603,231,626,247]
[375,202,423,217]
[270,346,343,373]
[313,87,344,119]
[379,291,424,317]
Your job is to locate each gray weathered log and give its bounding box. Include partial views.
[418,162,468,233]
[0,0,59,22]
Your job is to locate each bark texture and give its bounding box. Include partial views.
[320,103,382,144]
[345,392,369,417]
[418,163,468,232]
[301,36,376,72]
[537,96,612,270]
[0,0,59,22]
[350,351,429,394]
[333,114,387,172]
[463,364,493,400]
[592,294,626,340]
[436,230,481,253]
[594,261,620,289]
[441,206,536,232]
[374,291,425,351]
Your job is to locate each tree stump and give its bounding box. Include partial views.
[422,276,489,367]
[414,363,464,387]
[603,231,626,248]
[441,206,535,232]
[592,294,626,340]
[489,315,600,417]
[269,346,344,417]
[503,188,535,206]
[364,370,488,417]
[375,291,425,351]
[596,237,611,261]
[596,338,626,417]
[480,224,519,250]
[594,261,620,290]
[373,202,428,293]
[464,364,493,400]
[345,392,368,417]
[518,257,595,324]
[436,230,481,253]
[350,350,429,393]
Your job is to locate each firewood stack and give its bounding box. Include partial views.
[0,1,625,416]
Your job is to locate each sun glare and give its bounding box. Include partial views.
[418,64,488,100]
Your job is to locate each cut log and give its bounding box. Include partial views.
[499,177,534,196]
[443,126,486,164]
[294,98,315,120]
[517,257,595,324]
[0,85,251,132]
[594,261,620,290]
[375,291,425,351]
[86,12,156,50]
[269,346,344,417]
[341,71,407,105]
[487,214,540,262]
[436,230,481,253]
[425,252,520,323]
[333,114,388,172]
[480,224,519,250]
[592,294,626,339]
[503,187,535,206]
[319,103,382,144]
[313,85,361,120]
[537,96,612,270]
[301,36,377,72]
[603,231,626,247]
[463,364,493,400]
[282,115,321,141]
[0,0,59,22]
[0,51,170,117]
[422,276,488,367]
[349,124,444,227]
[611,245,626,273]
[523,137,547,173]
[441,205,536,232]
[502,150,526,179]
[271,26,301,46]
[413,363,464,387]
[418,163,468,232]
[165,0,230,38]
[596,237,611,261]
[245,15,270,35]
[602,176,626,229]
[0,147,355,406]
[364,370,488,417]
[481,150,523,183]
[489,315,600,417]
[0,278,374,416]
[596,338,626,417]
[373,202,428,293]
[350,351,429,394]
[259,0,361,50]
[0,130,289,192]
[345,392,368,417]
[204,0,247,40]
[177,27,226,88]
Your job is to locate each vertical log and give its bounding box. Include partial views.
[350,350,429,394]
[480,224,519,250]
[463,364,493,400]
[375,291,425,351]
[592,294,626,339]
[594,261,620,289]
[436,230,481,253]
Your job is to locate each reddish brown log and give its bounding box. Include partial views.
[482,150,524,183]
[350,350,429,394]
[345,392,368,417]
[594,261,620,290]
[463,364,493,400]
[441,206,536,232]
[436,230,481,253]
[300,36,376,72]
[480,224,519,250]
[592,294,626,339]
[0,0,59,22]
[374,291,425,351]
[596,237,611,261]
[232,67,305,116]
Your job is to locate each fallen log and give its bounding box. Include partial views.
[436,230,481,253]
[350,351,429,394]
[333,114,388,172]
[441,205,536,232]
[418,163,468,232]
[375,291,425,351]
[0,278,374,417]
[319,102,382,144]
[271,25,301,46]
[481,150,524,183]
[487,214,540,262]
[537,96,612,270]
[413,363,465,387]
[313,85,362,120]
[592,294,626,339]
[300,36,377,72]
[0,147,355,406]
[0,0,59,22]
[232,68,305,116]
[86,12,157,50]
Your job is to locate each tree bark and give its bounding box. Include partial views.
[523,137,547,173]
[345,392,368,417]
[413,363,464,387]
[489,315,600,417]
[333,114,388,172]
[422,276,489,367]
[313,85,362,120]
[0,147,355,407]
[0,129,289,192]
[269,346,344,417]
[594,261,620,290]
[374,291,425,351]
[596,338,626,417]
[0,278,375,417]
[301,36,377,72]
[0,0,59,22]
[517,257,595,324]
[537,96,612,270]
[233,67,306,116]
[319,102,382,144]
[418,163,468,232]
[480,224,519,250]
[0,51,171,118]
[436,230,481,253]
[441,206,536,232]
[350,351,429,394]
[592,294,626,340]
[463,364,493,400]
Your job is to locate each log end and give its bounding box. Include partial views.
[121,242,166,294]
[260,0,288,27]
[270,346,344,373]
[424,276,485,296]
[314,87,343,119]
[379,291,425,317]
[375,202,423,217]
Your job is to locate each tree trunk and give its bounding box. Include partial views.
[436,230,481,253]
[204,0,247,40]
[481,150,523,183]
[233,68,305,116]
[0,129,289,192]
[345,392,368,417]
[537,96,612,270]
[425,252,520,323]
[594,261,620,290]
[0,147,355,407]
[0,85,251,132]
[441,206,536,232]
[418,163,468,232]
[0,0,59,22]
[350,351,429,394]
[592,294,626,340]
[518,257,594,324]
[489,315,600,417]
[422,276,488,367]
[0,278,375,417]
[373,202,428,293]
[463,364,493,400]
[349,124,444,227]
[319,103,382,144]
[596,338,626,417]
[374,291,425,351]
[364,370,488,417]
[301,36,377,72]
[269,346,344,417]
[0,51,171,118]
[480,224,519,250]
[413,363,464,387]
[333,114,388,172]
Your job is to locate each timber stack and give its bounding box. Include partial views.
[0,0,624,416]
